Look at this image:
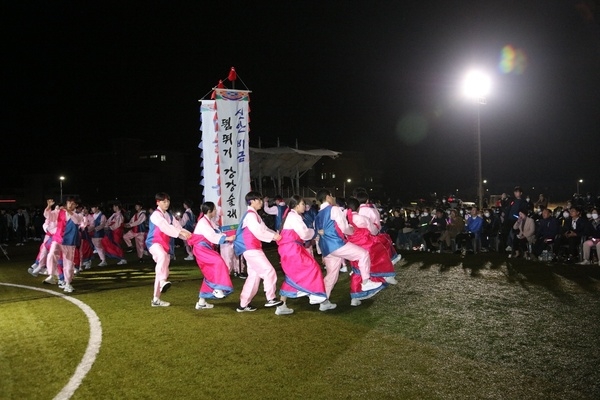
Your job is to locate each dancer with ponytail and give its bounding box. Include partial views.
[188,201,235,310]
[274,195,336,315]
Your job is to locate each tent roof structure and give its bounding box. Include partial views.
[249,147,340,178]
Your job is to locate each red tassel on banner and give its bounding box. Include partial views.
[211,80,225,99]
[217,80,226,88]
[228,67,237,81]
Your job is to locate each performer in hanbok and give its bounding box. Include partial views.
[123,201,147,263]
[77,205,94,271]
[42,196,85,293]
[101,203,127,265]
[356,190,402,264]
[181,200,196,261]
[220,241,247,278]
[188,201,235,310]
[346,197,395,306]
[263,195,288,231]
[233,191,283,312]
[28,199,58,277]
[314,189,383,302]
[145,192,191,307]
[89,204,108,266]
[275,195,336,315]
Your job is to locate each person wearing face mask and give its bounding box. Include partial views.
[532,208,560,260]
[481,208,501,252]
[439,198,449,211]
[524,196,534,213]
[406,210,422,250]
[416,208,432,250]
[509,209,536,259]
[455,207,483,256]
[578,209,600,265]
[561,206,589,262]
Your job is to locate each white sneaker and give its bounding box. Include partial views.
[319,300,337,311]
[117,259,127,265]
[28,266,39,277]
[63,284,74,293]
[39,268,48,275]
[384,276,398,285]
[98,261,108,267]
[43,276,57,285]
[350,299,362,307]
[339,265,348,273]
[212,289,225,299]
[505,246,512,252]
[184,255,195,261]
[74,267,80,275]
[361,279,383,292]
[195,301,214,310]
[391,254,402,264]
[275,304,294,315]
[84,261,92,270]
[577,260,591,265]
[151,299,170,307]
[308,294,326,304]
[296,291,309,298]
[160,281,172,294]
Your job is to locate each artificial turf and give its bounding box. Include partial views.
[1,243,599,399]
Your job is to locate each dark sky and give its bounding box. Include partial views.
[3,1,600,201]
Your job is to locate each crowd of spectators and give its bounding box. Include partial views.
[379,188,600,264]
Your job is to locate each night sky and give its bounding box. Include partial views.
[4,1,600,201]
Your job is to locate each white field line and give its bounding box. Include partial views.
[0,283,102,400]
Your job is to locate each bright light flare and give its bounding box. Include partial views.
[462,70,491,98]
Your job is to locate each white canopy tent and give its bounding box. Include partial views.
[250,147,341,195]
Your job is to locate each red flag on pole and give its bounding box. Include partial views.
[228,67,237,81]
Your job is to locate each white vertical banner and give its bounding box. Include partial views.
[215,89,251,233]
[199,100,220,205]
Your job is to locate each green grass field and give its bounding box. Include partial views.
[1,243,599,399]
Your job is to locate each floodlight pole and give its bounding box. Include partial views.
[476,100,483,209]
[59,176,65,203]
[343,178,351,198]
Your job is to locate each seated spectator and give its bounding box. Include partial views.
[578,208,600,265]
[532,208,560,259]
[439,209,465,252]
[384,208,404,246]
[481,208,500,252]
[510,209,536,259]
[407,210,424,250]
[423,209,446,251]
[561,206,588,261]
[414,208,433,250]
[455,206,483,256]
[396,209,412,250]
